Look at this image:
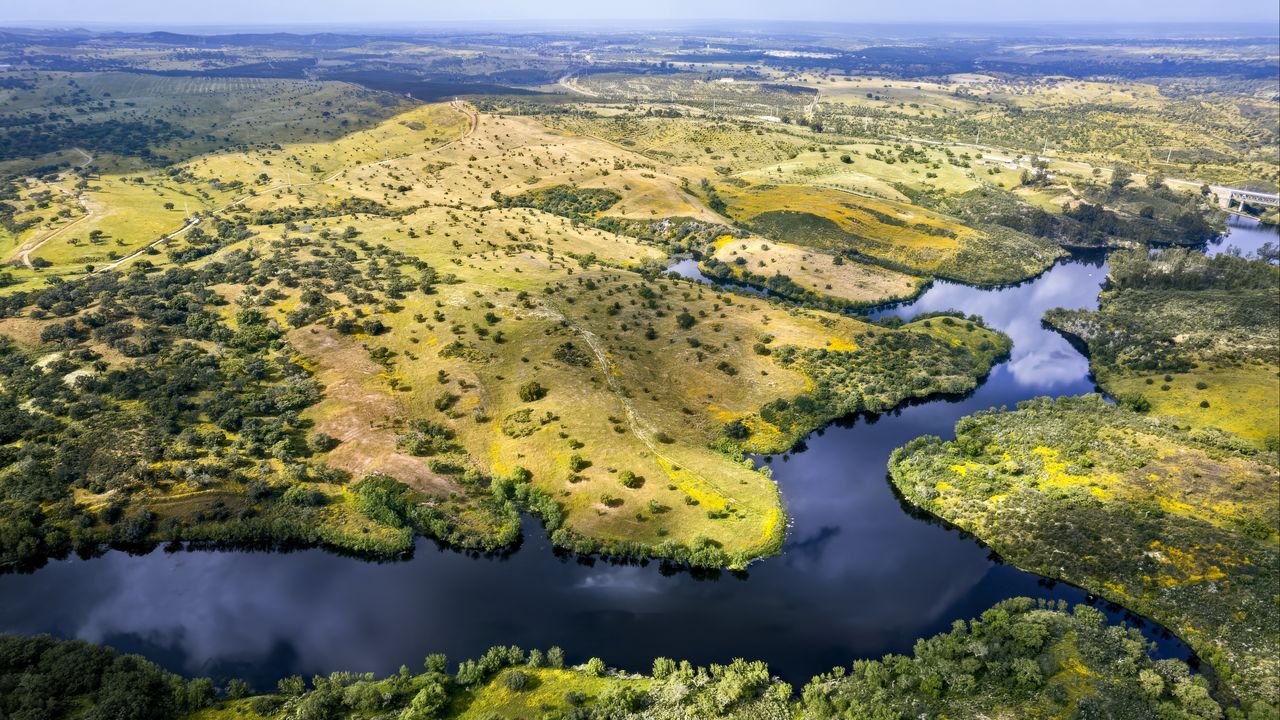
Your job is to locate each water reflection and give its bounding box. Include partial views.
[1208,214,1279,257]
[664,257,709,282]
[1,244,1216,691]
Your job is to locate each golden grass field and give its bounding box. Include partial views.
[0,100,993,563]
[709,235,926,305]
[1105,365,1280,445]
[7,76,1228,565]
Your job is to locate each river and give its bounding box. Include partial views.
[0,218,1274,690]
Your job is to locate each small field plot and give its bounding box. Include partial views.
[737,142,985,200]
[544,114,815,173]
[710,236,927,306]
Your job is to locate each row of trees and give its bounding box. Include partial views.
[0,597,1229,719]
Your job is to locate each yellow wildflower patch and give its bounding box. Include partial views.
[826,337,858,352]
[760,507,782,544]
[657,456,727,511]
[738,415,786,454]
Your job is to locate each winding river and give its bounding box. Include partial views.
[0,217,1274,691]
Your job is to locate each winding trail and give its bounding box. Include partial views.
[558,73,600,98]
[97,101,479,274]
[14,193,94,269]
[9,148,97,268]
[542,302,740,508]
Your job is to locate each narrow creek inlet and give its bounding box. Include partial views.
[1,220,1274,692]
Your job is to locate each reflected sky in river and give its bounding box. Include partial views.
[3,239,1229,690]
[873,251,1105,393]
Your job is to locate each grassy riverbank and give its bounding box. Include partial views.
[1044,247,1279,448]
[1,597,1224,720]
[0,101,1016,571]
[889,395,1280,714]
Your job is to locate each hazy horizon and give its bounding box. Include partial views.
[3,0,1278,30]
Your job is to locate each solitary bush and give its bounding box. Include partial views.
[553,342,591,366]
[518,381,547,402]
[278,675,306,696]
[281,485,326,507]
[424,653,449,673]
[618,471,644,489]
[503,669,529,691]
[402,681,449,719]
[1119,394,1151,412]
[309,432,339,452]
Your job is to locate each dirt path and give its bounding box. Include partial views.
[452,99,479,135]
[558,74,600,98]
[96,208,204,272]
[354,100,477,176]
[9,151,97,268]
[804,92,820,115]
[542,303,735,504]
[97,102,480,274]
[13,191,95,269]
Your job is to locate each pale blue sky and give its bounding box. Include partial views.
[3,0,1278,27]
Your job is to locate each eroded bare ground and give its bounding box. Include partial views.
[289,326,459,497]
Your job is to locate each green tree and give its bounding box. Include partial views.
[518,381,547,402]
[424,653,448,674]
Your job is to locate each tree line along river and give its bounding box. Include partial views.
[0,216,1274,691]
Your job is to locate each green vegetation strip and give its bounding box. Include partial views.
[1044,247,1279,448]
[0,598,1226,719]
[889,395,1279,714]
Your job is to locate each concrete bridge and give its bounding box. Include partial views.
[1213,186,1280,211]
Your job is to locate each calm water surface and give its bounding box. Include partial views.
[3,221,1274,690]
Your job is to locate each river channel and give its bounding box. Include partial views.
[0,217,1273,690]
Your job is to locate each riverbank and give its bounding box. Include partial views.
[1,598,1218,720]
[0,246,1199,692]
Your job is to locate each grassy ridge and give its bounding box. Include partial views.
[0,103,1014,570]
